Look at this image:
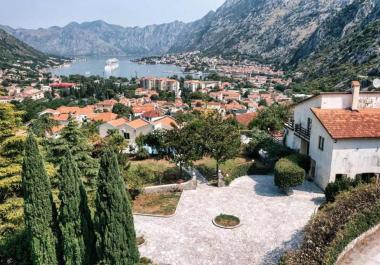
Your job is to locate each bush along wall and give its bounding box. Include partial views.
[280,183,380,265]
[274,156,305,194]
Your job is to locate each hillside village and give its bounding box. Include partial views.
[0,0,380,265]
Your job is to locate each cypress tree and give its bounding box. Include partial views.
[95,148,139,265]
[58,150,97,265]
[22,133,58,265]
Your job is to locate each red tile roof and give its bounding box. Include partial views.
[107,118,128,127]
[311,108,380,139]
[127,118,150,129]
[235,112,258,126]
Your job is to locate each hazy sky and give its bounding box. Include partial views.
[0,0,226,29]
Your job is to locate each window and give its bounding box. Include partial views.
[307,118,312,131]
[124,132,130,140]
[318,136,325,151]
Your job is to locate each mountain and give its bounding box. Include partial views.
[170,0,356,64]
[1,20,186,57]
[291,0,380,91]
[0,28,59,70]
[0,0,355,61]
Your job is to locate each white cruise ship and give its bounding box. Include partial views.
[104,58,119,72]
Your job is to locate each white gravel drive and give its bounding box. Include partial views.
[134,175,324,265]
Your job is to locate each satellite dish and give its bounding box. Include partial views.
[374,79,380,89]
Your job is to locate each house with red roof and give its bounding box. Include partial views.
[285,81,380,189]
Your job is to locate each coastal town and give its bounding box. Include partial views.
[1,1,380,265]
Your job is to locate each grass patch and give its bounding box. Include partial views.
[195,156,272,184]
[129,159,190,187]
[133,192,182,216]
[214,214,240,227]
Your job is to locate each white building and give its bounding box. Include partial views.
[285,81,380,189]
[184,80,222,92]
[140,77,180,95]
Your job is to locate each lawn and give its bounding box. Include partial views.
[128,159,190,187]
[132,192,182,216]
[195,156,272,185]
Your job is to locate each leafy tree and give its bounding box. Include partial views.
[94,148,139,264]
[250,104,290,132]
[58,150,97,265]
[112,103,133,118]
[47,119,98,184]
[30,114,59,137]
[142,130,169,159]
[201,114,241,176]
[0,103,25,202]
[22,134,58,265]
[258,98,268,107]
[165,122,203,175]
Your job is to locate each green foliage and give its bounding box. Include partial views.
[250,104,290,132]
[280,183,380,265]
[286,153,311,173]
[47,119,98,184]
[112,103,133,118]
[95,148,139,264]
[22,134,58,265]
[201,114,241,175]
[244,128,292,163]
[30,114,58,137]
[165,121,203,172]
[274,157,305,190]
[58,151,96,265]
[325,176,355,203]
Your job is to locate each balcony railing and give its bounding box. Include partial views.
[284,118,295,130]
[295,123,311,141]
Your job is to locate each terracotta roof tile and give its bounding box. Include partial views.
[235,112,258,126]
[90,112,118,122]
[127,118,150,129]
[311,108,380,139]
[107,118,128,127]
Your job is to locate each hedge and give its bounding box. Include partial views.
[280,183,380,265]
[286,154,311,173]
[274,157,305,190]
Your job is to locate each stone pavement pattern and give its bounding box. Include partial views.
[134,175,324,265]
[338,227,380,265]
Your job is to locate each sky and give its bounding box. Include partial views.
[0,0,226,29]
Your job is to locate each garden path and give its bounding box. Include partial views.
[134,175,324,265]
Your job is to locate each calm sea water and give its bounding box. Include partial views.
[49,57,184,78]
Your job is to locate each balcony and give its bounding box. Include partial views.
[284,118,294,130]
[294,123,311,141]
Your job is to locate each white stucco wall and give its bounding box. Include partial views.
[331,139,380,181]
[308,116,334,189]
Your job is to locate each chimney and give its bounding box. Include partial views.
[351,81,361,111]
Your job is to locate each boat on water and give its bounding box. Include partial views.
[104,58,119,72]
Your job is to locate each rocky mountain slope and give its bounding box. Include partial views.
[1,20,186,57]
[292,0,380,91]
[1,0,355,61]
[0,28,60,70]
[170,0,355,64]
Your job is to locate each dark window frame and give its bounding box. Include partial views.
[318,136,325,151]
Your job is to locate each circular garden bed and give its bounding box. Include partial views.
[213,214,241,229]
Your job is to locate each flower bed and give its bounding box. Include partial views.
[132,192,182,216]
[213,214,241,229]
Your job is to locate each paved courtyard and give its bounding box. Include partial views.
[134,175,324,265]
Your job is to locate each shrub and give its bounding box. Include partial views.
[325,176,355,202]
[287,154,311,173]
[274,157,305,190]
[280,183,380,265]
